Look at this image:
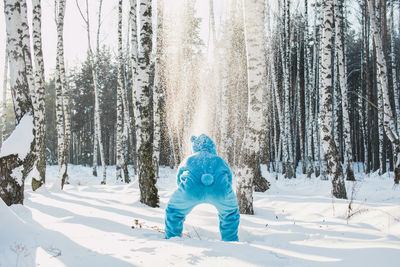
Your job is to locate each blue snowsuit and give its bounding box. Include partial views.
[164,134,240,241]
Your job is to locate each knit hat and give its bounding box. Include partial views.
[190,134,217,155]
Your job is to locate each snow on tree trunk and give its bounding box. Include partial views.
[116,0,126,183]
[319,0,347,199]
[1,0,36,205]
[236,0,267,215]
[367,0,400,184]
[1,49,8,145]
[335,0,355,181]
[31,0,47,191]
[136,0,159,207]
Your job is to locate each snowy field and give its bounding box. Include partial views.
[1,165,400,267]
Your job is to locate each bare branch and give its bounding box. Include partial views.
[75,0,88,24]
[350,90,400,125]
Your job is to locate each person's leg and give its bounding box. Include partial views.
[165,187,198,239]
[211,188,240,241]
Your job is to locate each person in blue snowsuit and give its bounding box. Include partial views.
[164,134,240,241]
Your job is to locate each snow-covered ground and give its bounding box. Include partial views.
[1,165,400,267]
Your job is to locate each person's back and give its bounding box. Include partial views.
[164,134,240,242]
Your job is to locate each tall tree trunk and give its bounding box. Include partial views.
[116,0,126,183]
[335,0,355,181]
[76,0,107,183]
[319,0,347,199]
[364,0,372,173]
[136,0,159,207]
[121,67,131,183]
[236,0,268,215]
[1,0,36,205]
[304,0,314,178]
[54,0,70,189]
[153,0,164,179]
[374,0,385,175]
[389,1,399,130]
[93,0,104,179]
[282,0,295,179]
[360,0,369,172]
[1,49,8,145]
[313,1,322,178]
[31,0,47,191]
[367,0,400,184]
[130,0,138,172]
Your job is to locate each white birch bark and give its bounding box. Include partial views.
[389,1,399,131]
[136,0,159,207]
[121,68,131,183]
[319,0,347,198]
[282,0,295,179]
[31,0,47,190]
[1,49,8,145]
[54,0,70,189]
[271,62,283,175]
[92,0,103,178]
[130,0,138,172]
[315,0,324,178]
[304,0,314,178]
[1,0,36,205]
[335,0,355,181]
[332,22,341,154]
[375,0,385,175]
[295,33,303,174]
[367,0,400,184]
[116,0,125,183]
[153,0,164,179]
[219,16,232,161]
[361,1,370,172]
[76,0,107,183]
[236,0,266,214]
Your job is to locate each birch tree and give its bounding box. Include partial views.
[1,49,8,145]
[31,0,47,190]
[304,0,314,178]
[153,0,165,179]
[367,0,400,184]
[335,0,355,181]
[312,1,322,177]
[236,0,267,214]
[136,0,159,207]
[389,0,399,128]
[130,0,138,170]
[55,0,70,189]
[75,0,107,184]
[116,0,127,183]
[319,0,347,198]
[374,0,385,175]
[217,1,237,161]
[1,0,36,205]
